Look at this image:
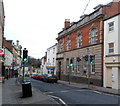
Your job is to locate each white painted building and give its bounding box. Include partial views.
[4,48,13,69]
[40,55,47,74]
[104,13,120,89]
[46,43,57,75]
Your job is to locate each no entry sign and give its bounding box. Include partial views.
[0,48,4,56]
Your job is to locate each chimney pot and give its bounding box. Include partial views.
[64,19,70,28]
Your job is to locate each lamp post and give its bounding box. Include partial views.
[87,48,90,88]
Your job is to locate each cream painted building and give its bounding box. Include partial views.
[104,13,120,89]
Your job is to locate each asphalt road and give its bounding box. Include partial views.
[30,78,119,105]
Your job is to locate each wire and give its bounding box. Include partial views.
[82,0,91,15]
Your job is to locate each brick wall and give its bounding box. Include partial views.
[3,39,13,53]
[103,1,120,18]
[62,19,102,52]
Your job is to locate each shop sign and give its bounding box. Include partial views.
[0,48,4,56]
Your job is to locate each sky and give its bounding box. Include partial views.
[3,0,113,59]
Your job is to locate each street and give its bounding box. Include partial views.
[30,78,119,105]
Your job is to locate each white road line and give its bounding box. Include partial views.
[45,89,90,94]
[48,95,68,106]
[93,91,102,94]
[60,90,69,93]
[92,90,120,97]
[76,89,90,92]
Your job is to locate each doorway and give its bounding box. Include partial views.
[58,62,61,80]
[106,67,112,88]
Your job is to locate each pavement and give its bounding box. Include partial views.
[1,78,120,105]
[1,78,58,105]
[58,80,120,96]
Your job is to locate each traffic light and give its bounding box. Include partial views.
[83,55,88,61]
[76,57,81,62]
[23,48,28,62]
[70,58,74,66]
[90,55,95,64]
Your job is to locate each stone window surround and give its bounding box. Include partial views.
[76,31,82,48]
[89,24,98,45]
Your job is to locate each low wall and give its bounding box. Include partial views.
[61,74,103,86]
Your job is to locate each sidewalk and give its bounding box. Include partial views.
[58,80,119,96]
[2,78,57,105]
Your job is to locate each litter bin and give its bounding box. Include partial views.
[22,82,32,98]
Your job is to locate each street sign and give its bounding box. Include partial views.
[0,48,4,56]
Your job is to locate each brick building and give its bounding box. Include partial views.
[56,1,120,86]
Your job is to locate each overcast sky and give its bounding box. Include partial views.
[3,0,113,59]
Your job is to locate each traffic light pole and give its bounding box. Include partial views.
[22,48,28,82]
[88,55,90,88]
[69,66,71,84]
[22,61,25,82]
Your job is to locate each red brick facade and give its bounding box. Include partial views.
[57,2,120,51]
[56,1,120,86]
[102,2,120,18]
[3,38,13,53]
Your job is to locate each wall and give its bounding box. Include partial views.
[104,15,119,56]
[103,1,120,18]
[4,48,13,67]
[0,0,4,76]
[104,14,120,89]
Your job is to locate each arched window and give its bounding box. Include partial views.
[76,32,82,48]
[59,40,63,52]
[67,37,71,50]
[90,28,98,44]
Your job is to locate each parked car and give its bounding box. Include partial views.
[33,74,38,79]
[25,74,29,77]
[43,74,58,83]
[36,74,42,80]
[31,73,36,78]
[41,74,47,81]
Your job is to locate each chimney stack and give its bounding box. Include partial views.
[64,19,70,28]
[16,40,19,46]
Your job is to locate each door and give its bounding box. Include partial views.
[106,67,112,88]
[58,62,61,80]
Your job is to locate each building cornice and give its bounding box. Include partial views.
[57,14,104,40]
[57,42,103,54]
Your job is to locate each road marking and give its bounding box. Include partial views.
[93,91,102,94]
[47,92,54,94]
[48,95,68,106]
[76,89,90,92]
[44,89,91,94]
[92,90,120,97]
[60,90,69,93]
